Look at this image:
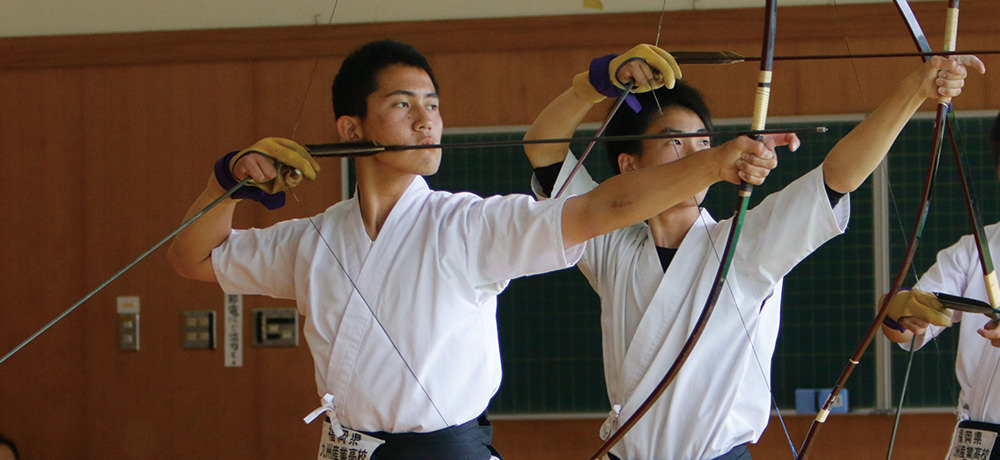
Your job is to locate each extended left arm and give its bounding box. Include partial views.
[822,55,984,193]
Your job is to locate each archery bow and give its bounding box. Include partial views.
[796,1,977,457]
[588,1,779,458]
[886,3,1000,457]
[889,0,1000,311]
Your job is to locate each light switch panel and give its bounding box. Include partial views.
[253,308,298,347]
[182,310,216,349]
[118,313,140,351]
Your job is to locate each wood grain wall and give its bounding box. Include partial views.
[1,2,997,459]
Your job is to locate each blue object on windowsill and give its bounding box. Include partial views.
[795,388,849,414]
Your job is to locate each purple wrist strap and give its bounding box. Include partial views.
[588,54,642,113]
[214,150,286,210]
[882,315,907,333]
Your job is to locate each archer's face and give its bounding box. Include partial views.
[360,64,443,176]
[639,105,711,166]
[624,105,711,205]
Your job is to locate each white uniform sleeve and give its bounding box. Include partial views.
[731,165,850,298]
[211,219,309,299]
[529,152,623,286]
[446,192,584,286]
[529,150,597,199]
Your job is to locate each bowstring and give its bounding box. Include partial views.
[927,69,1000,439]
[650,0,667,115]
[599,3,799,456]
[667,137,798,458]
[284,0,452,431]
[829,1,955,457]
[620,1,799,456]
[290,0,340,140]
[289,191,451,426]
[828,2,923,456]
[655,1,798,456]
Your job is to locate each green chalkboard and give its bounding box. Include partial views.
[360,113,999,415]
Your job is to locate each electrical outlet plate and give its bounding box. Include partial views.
[253,308,298,347]
[118,313,140,351]
[182,310,216,349]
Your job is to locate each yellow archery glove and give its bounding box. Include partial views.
[214,137,320,210]
[572,44,682,103]
[881,289,953,330]
[231,137,320,193]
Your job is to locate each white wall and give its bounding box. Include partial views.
[2,0,936,38]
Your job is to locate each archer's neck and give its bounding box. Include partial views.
[354,163,420,241]
[648,205,700,249]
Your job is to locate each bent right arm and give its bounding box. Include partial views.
[166,175,238,282]
[560,136,776,247]
[524,45,679,169]
[168,138,318,282]
[523,87,594,168]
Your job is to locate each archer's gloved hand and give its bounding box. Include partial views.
[880,289,952,332]
[572,44,682,104]
[214,137,320,210]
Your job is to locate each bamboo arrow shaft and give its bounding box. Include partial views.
[304,126,827,158]
[673,49,998,65]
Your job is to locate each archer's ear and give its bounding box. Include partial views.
[618,152,639,174]
[336,115,363,141]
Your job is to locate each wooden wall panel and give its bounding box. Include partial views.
[248,58,344,221]
[749,413,957,459]
[1,2,998,459]
[76,63,251,458]
[0,67,88,457]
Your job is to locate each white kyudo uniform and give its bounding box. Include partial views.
[907,222,1000,424]
[533,153,849,460]
[213,176,583,433]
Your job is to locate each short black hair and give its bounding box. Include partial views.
[0,433,19,460]
[991,112,1000,169]
[331,39,439,119]
[604,80,713,174]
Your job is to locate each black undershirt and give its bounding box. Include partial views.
[534,161,845,272]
